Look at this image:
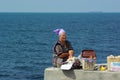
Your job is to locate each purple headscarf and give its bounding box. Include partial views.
[53,29,66,36]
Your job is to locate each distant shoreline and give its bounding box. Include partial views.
[0,12,120,14]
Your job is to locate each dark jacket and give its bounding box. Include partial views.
[53,40,73,60]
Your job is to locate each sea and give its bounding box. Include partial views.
[0,13,120,80]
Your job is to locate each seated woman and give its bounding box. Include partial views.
[53,29,74,67]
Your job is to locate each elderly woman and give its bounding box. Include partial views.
[53,29,74,67]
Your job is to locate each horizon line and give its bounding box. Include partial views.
[0,11,120,13]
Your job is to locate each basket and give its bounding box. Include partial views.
[82,58,95,71]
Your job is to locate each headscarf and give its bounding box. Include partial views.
[53,29,66,36]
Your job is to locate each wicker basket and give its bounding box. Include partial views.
[82,58,95,71]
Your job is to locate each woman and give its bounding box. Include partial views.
[53,29,74,67]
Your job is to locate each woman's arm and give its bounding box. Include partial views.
[55,45,69,58]
[59,53,69,58]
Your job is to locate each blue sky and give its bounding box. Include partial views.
[0,0,120,12]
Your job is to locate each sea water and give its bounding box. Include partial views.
[0,13,120,80]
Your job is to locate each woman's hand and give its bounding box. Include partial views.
[69,50,74,58]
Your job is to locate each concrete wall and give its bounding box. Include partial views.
[44,67,120,80]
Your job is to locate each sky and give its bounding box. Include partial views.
[0,0,120,12]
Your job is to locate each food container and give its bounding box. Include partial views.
[110,62,120,71]
[107,55,120,71]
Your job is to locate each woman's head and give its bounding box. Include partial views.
[59,31,66,42]
[54,28,67,42]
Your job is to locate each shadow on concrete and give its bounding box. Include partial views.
[62,70,76,80]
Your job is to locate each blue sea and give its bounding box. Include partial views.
[0,13,120,80]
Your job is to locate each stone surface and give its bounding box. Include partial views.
[44,67,120,80]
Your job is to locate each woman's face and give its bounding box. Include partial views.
[59,32,66,42]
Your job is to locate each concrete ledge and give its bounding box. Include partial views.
[44,67,120,80]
